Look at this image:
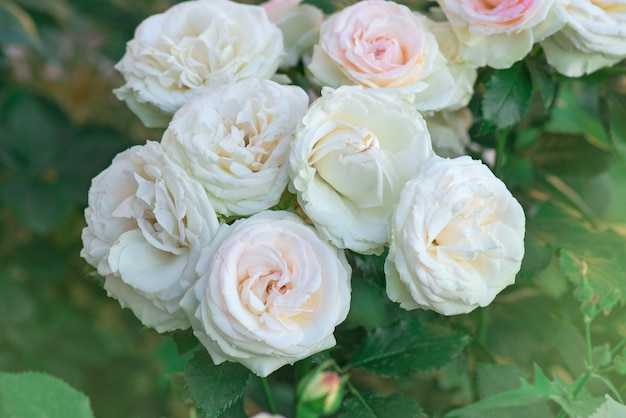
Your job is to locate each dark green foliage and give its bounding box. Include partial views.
[185,350,251,418]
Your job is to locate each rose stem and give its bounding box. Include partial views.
[260,376,277,414]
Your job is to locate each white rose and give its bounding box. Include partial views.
[308,0,456,113]
[81,141,220,332]
[161,79,309,217]
[114,0,283,127]
[262,0,324,68]
[424,107,472,158]
[437,0,569,68]
[180,211,351,377]
[541,0,626,77]
[426,20,478,111]
[385,155,525,315]
[288,86,433,255]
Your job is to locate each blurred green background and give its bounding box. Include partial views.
[0,1,194,416]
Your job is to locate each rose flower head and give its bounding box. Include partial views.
[114,0,284,127]
[385,155,525,315]
[437,0,569,68]
[180,211,351,377]
[541,0,626,77]
[308,0,457,112]
[81,141,220,332]
[162,78,309,217]
[288,85,433,255]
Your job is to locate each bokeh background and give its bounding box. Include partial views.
[0,1,194,416]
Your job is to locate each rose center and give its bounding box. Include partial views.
[266,279,292,295]
[367,37,404,64]
[476,0,502,11]
[349,130,380,153]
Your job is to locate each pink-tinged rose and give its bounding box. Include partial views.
[161,79,309,217]
[288,86,433,255]
[262,0,324,68]
[180,211,351,377]
[114,0,283,127]
[437,0,569,68]
[541,0,626,77]
[308,0,456,112]
[81,141,220,332]
[385,155,525,315]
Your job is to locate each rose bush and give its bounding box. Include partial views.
[385,155,525,315]
[288,86,433,255]
[180,211,351,377]
[541,0,626,77]
[66,0,626,415]
[114,0,283,127]
[437,0,569,68]
[161,79,309,217]
[80,141,220,332]
[308,0,457,112]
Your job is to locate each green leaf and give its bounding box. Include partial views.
[545,81,610,148]
[339,392,424,418]
[446,365,604,418]
[599,84,626,162]
[526,58,556,111]
[344,277,390,330]
[351,251,387,288]
[0,91,73,176]
[348,319,470,378]
[522,133,611,177]
[477,363,530,398]
[539,175,600,223]
[185,349,251,418]
[0,177,70,234]
[217,398,247,418]
[482,61,532,129]
[171,329,200,356]
[559,232,626,314]
[0,371,94,418]
[475,363,552,418]
[591,344,612,369]
[533,256,570,300]
[0,0,41,47]
[552,320,587,376]
[518,231,552,282]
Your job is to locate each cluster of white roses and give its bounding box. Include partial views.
[81,0,625,377]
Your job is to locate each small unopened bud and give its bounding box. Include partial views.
[297,365,345,417]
